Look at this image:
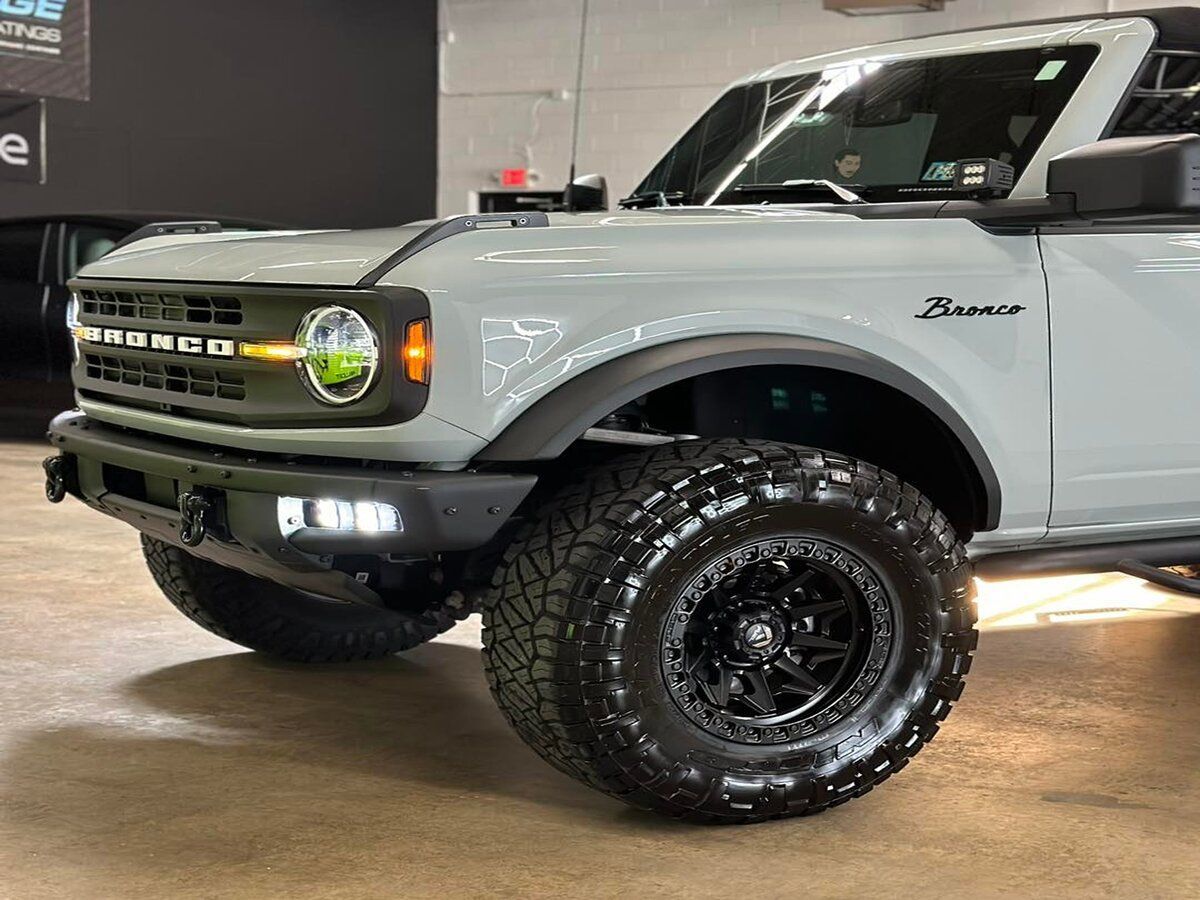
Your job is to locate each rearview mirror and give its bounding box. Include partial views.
[565,173,608,212]
[1047,134,1200,219]
[850,97,914,128]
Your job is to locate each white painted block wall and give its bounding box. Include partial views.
[438,0,1199,216]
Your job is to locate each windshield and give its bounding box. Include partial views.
[631,46,1098,206]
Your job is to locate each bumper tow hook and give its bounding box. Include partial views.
[178,491,215,547]
[43,455,71,503]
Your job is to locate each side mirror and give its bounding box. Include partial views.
[1047,134,1200,219]
[564,173,608,212]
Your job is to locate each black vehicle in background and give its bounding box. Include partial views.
[0,213,277,433]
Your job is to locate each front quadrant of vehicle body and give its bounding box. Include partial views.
[378,207,1052,544]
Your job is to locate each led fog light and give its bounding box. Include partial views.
[278,497,403,535]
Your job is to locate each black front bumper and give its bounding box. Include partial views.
[46,411,536,604]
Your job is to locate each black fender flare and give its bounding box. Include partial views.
[476,334,1001,531]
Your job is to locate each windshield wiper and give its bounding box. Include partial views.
[617,190,690,209]
[732,180,867,205]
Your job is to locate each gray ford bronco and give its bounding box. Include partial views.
[45,8,1200,822]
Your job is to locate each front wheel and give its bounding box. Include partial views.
[483,440,976,823]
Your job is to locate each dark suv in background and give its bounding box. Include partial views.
[0,213,274,433]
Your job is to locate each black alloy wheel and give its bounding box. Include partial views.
[661,538,890,745]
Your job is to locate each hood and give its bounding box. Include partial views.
[75,206,857,287]
[75,223,434,286]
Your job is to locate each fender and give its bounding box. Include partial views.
[476,334,1002,531]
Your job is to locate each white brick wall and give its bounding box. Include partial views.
[438,0,1199,215]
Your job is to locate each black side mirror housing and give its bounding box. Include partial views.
[1047,134,1200,219]
[565,173,608,212]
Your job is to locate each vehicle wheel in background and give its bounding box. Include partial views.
[142,536,465,662]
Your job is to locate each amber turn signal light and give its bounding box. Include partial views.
[239,341,307,362]
[403,319,431,384]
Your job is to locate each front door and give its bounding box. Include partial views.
[1041,228,1200,535]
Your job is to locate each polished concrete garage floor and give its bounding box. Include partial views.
[2,438,1198,899]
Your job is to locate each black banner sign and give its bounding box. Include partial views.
[0,96,45,182]
[0,0,90,100]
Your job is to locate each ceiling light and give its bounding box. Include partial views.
[825,0,950,15]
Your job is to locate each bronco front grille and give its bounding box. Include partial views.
[84,352,247,401]
[79,287,244,326]
[70,278,429,428]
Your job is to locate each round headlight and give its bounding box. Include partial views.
[296,306,380,405]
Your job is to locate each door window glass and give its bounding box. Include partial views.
[1113,54,1200,135]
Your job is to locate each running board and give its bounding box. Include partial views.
[974,535,1200,579]
[1116,559,1200,596]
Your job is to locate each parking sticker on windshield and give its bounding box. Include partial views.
[1035,60,1067,81]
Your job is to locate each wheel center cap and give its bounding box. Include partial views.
[743,621,775,650]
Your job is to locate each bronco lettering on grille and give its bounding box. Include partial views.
[77,326,235,357]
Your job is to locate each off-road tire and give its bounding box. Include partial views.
[142,536,464,662]
[483,440,977,823]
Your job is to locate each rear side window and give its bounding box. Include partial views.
[0,223,46,282]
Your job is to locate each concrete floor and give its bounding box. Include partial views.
[2,436,1199,899]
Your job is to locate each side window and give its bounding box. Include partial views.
[0,223,47,283]
[66,225,125,278]
[1112,54,1200,136]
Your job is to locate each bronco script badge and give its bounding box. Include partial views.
[916,297,1026,319]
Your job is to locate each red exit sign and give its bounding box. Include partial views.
[499,168,528,188]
